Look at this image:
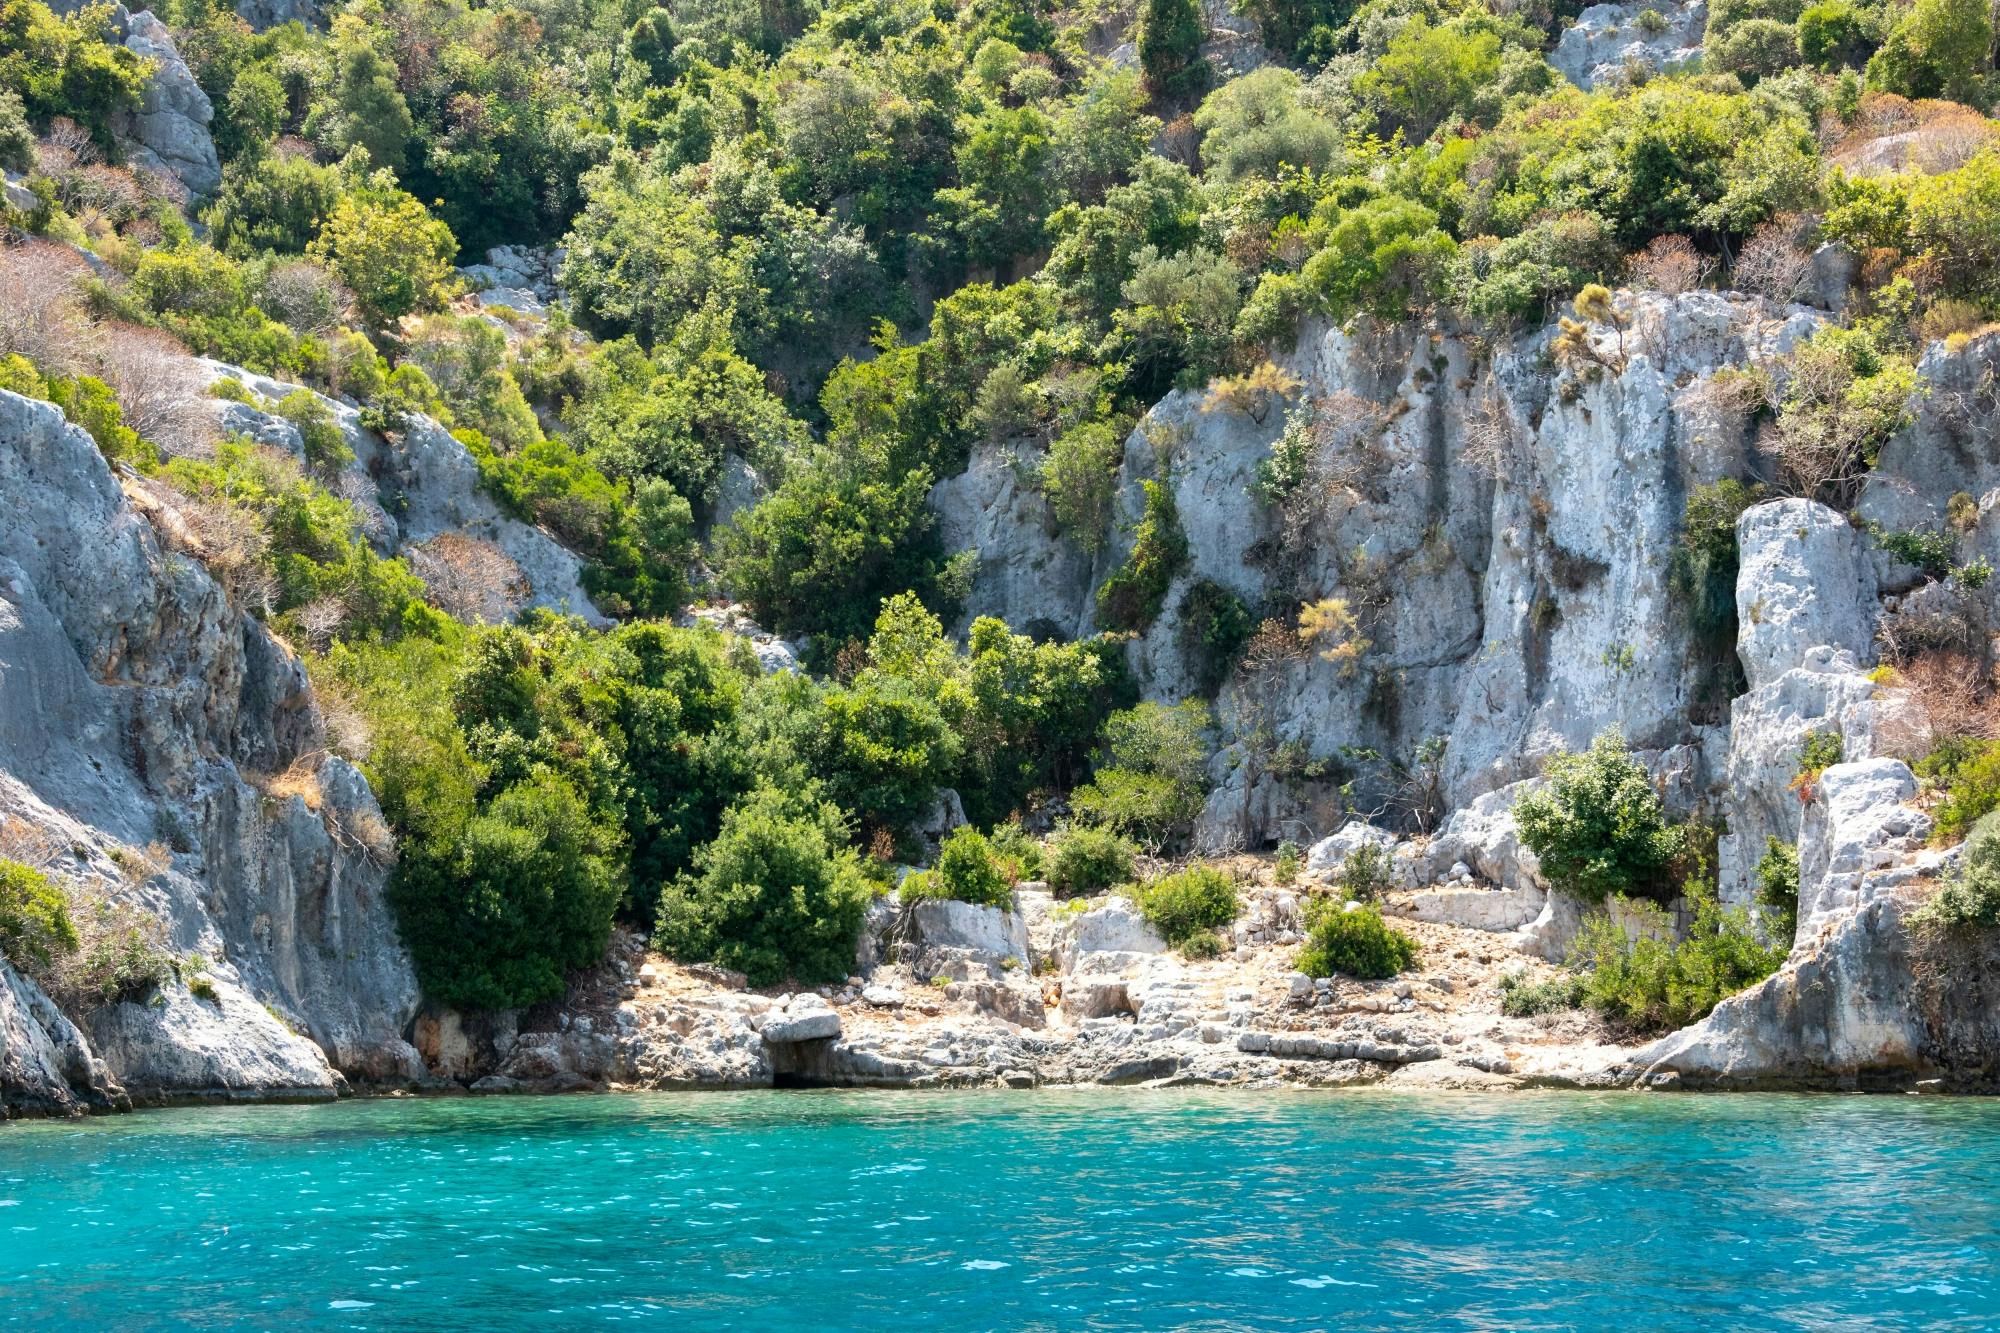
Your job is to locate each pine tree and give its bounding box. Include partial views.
[1138,0,1207,103]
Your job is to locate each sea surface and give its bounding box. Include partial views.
[0,1089,1995,1330]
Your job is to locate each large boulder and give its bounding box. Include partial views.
[112,9,221,200]
[1733,499,1878,691]
[1552,0,1706,89]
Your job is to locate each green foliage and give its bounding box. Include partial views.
[716,441,948,647]
[1755,835,1799,939]
[165,441,436,641]
[276,389,351,471]
[802,674,963,834]
[1866,0,1991,105]
[1296,900,1419,979]
[1796,728,1845,781]
[1178,579,1254,695]
[1135,863,1239,950]
[1454,211,1622,324]
[1672,479,1765,644]
[1041,419,1126,553]
[0,0,152,152]
[1498,970,1586,1016]
[1138,0,1207,102]
[655,785,872,988]
[902,826,1013,909]
[1096,479,1189,631]
[0,859,78,974]
[1302,196,1457,323]
[208,153,344,258]
[44,373,159,470]
[1194,68,1340,184]
[1912,812,2000,929]
[988,820,1045,883]
[0,87,34,174]
[1047,824,1137,896]
[392,769,622,1010]
[307,174,458,325]
[1799,1,1878,67]
[1513,729,1685,903]
[1356,17,1503,142]
[1339,842,1390,902]
[1921,738,2000,845]
[1869,523,1957,578]
[1070,700,1213,848]
[1568,886,1787,1033]
[1709,18,1805,84]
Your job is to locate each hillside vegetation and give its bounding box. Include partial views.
[6,0,1999,1013]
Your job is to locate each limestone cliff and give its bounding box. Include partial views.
[0,389,421,1115]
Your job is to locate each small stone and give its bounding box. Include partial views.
[1287,972,1313,999]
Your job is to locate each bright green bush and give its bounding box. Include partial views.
[0,0,152,152]
[655,786,873,988]
[1921,738,2000,845]
[0,858,78,974]
[1756,835,1800,939]
[1135,863,1239,950]
[901,826,1013,909]
[308,174,458,325]
[1513,730,1685,903]
[208,153,345,258]
[1096,479,1189,631]
[391,770,623,1010]
[1069,700,1213,848]
[1498,970,1586,1016]
[1047,824,1137,896]
[1296,901,1419,980]
[1567,888,1787,1033]
[988,820,1045,883]
[1865,0,1991,105]
[1041,419,1126,554]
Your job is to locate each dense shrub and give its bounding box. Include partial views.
[1671,479,1766,644]
[0,0,151,151]
[1296,901,1419,980]
[988,820,1045,883]
[1756,835,1800,939]
[1498,970,1586,1016]
[655,786,873,988]
[1514,730,1685,903]
[1135,864,1239,950]
[901,826,1013,909]
[307,175,458,325]
[1920,738,2000,844]
[1069,700,1212,848]
[391,770,622,1011]
[0,858,78,974]
[1047,824,1137,896]
[1567,887,1787,1032]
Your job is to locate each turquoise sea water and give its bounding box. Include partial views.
[1,1090,1996,1330]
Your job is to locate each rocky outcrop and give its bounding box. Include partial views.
[1552,0,1706,90]
[938,291,1815,850]
[110,9,221,200]
[1634,764,1963,1089]
[0,389,422,1113]
[199,360,608,626]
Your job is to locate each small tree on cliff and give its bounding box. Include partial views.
[1138,0,1208,104]
[1513,729,1685,903]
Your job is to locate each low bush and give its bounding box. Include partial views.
[655,786,873,988]
[1567,888,1787,1033]
[901,826,1013,909]
[1338,842,1390,902]
[988,820,1045,884]
[1912,812,2000,930]
[1498,970,1586,1017]
[1755,836,1799,939]
[1920,738,2000,844]
[1513,730,1684,903]
[1095,479,1188,631]
[0,858,78,973]
[1274,840,1301,885]
[1134,863,1238,950]
[1069,700,1212,849]
[1296,900,1418,980]
[1047,824,1136,896]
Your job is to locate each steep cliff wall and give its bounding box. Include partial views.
[0,389,422,1113]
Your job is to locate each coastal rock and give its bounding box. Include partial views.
[0,389,421,1108]
[763,995,842,1043]
[0,960,125,1117]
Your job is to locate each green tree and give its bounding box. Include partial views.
[1356,18,1502,142]
[1514,730,1686,903]
[320,17,411,170]
[1303,196,1457,322]
[308,175,458,325]
[1138,0,1207,103]
[1866,0,1992,105]
[208,152,343,257]
[655,786,873,988]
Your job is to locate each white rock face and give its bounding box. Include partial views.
[0,389,422,1109]
[762,994,842,1044]
[0,959,122,1117]
[929,441,1093,637]
[1797,760,1934,923]
[111,9,222,200]
[1734,500,1878,691]
[1304,820,1398,878]
[909,897,1031,967]
[940,291,1818,844]
[1552,0,1706,90]
[1052,895,1168,970]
